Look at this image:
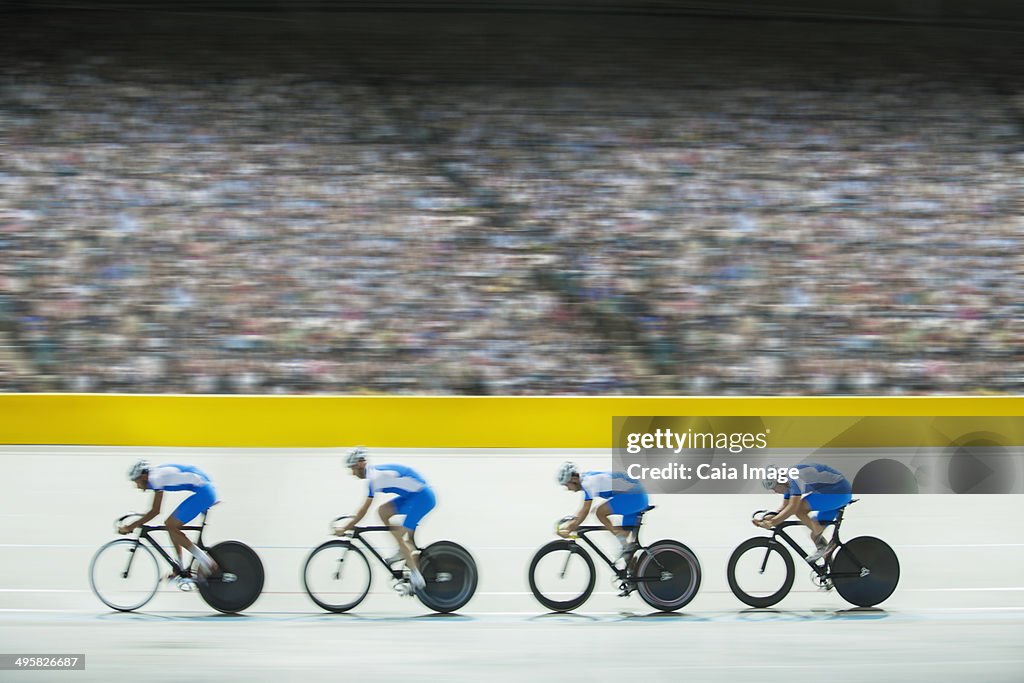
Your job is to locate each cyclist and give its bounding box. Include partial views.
[335,447,434,592]
[119,460,220,579]
[757,462,853,562]
[556,461,649,560]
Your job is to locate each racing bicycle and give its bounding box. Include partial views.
[528,505,701,612]
[727,499,899,608]
[303,515,478,614]
[89,510,264,614]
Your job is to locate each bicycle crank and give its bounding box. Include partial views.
[206,572,237,584]
[810,570,833,592]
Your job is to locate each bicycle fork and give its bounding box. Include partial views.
[121,542,141,580]
[558,545,574,579]
[758,542,775,575]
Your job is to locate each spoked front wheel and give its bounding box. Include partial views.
[89,538,161,612]
[416,541,478,614]
[830,536,900,607]
[303,540,372,613]
[727,537,795,608]
[198,541,264,614]
[635,540,702,612]
[528,540,596,612]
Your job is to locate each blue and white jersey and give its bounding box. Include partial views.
[580,471,645,501]
[147,463,213,492]
[785,464,850,498]
[366,464,428,498]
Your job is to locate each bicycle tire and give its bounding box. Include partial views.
[303,540,373,613]
[831,536,900,607]
[415,540,478,614]
[727,537,795,608]
[89,538,161,612]
[527,540,596,613]
[635,539,702,612]
[198,541,264,614]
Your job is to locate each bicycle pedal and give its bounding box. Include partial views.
[810,570,833,591]
[175,577,197,592]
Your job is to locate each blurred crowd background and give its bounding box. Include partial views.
[1,8,1021,395]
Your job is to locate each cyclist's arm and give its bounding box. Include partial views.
[337,497,373,534]
[119,491,164,533]
[566,499,592,531]
[764,495,799,526]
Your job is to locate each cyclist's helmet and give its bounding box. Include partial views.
[345,447,367,467]
[762,464,783,490]
[128,459,150,481]
[557,461,579,486]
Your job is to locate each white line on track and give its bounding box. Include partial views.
[654,660,1024,670]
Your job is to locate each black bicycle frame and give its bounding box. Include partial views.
[120,513,210,578]
[345,526,412,581]
[764,506,866,580]
[573,520,665,584]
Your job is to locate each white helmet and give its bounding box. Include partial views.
[128,459,150,481]
[557,461,578,486]
[762,464,783,490]
[345,447,367,467]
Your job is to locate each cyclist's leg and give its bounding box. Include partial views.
[395,489,436,574]
[163,517,188,577]
[381,492,429,572]
[801,492,852,561]
[379,500,402,555]
[595,501,624,540]
[794,497,826,543]
[802,493,852,540]
[606,491,649,543]
[167,486,218,574]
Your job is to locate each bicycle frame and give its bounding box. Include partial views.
[570,516,666,585]
[343,526,413,581]
[763,506,869,581]
[119,513,210,578]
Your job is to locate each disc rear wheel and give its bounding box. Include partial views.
[198,541,264,614]
[635,540,702,611]
[416,541,478,614]
[831,536,900,607]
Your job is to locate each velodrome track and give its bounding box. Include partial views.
[1,447,1023,682]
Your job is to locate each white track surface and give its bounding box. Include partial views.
[2,447,1022,682]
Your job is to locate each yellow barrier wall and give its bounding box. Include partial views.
[0,394,1021,447]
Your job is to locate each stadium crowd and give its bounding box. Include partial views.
[1,16,1020,395]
